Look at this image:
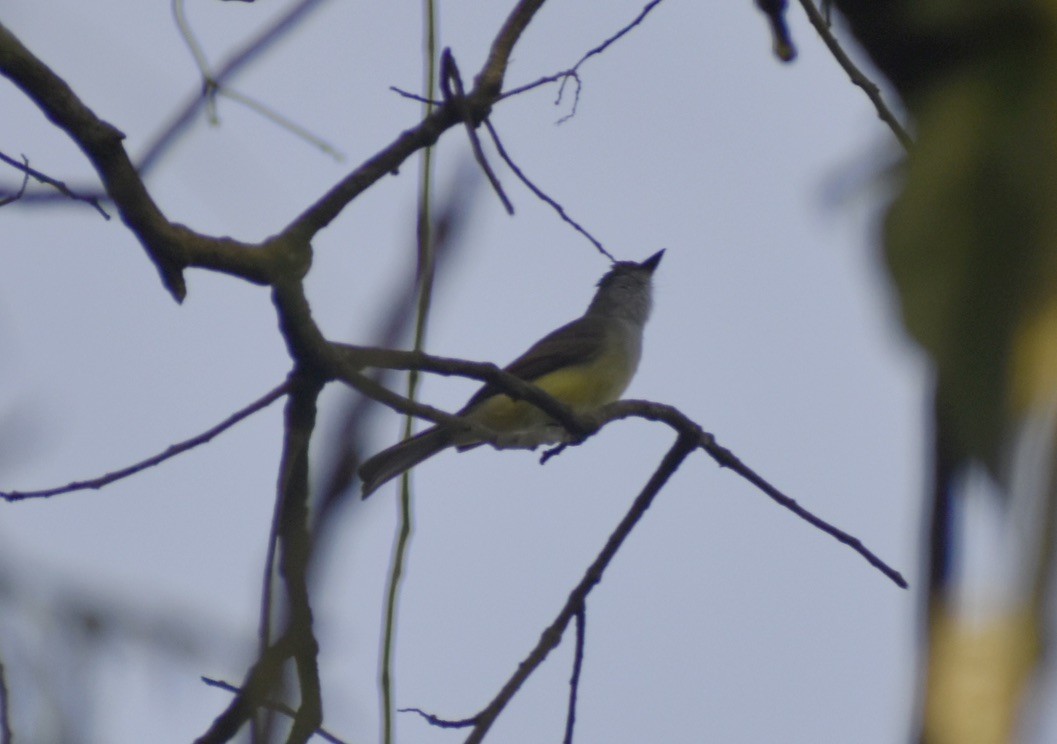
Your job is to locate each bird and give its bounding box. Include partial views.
[359,250,663,497]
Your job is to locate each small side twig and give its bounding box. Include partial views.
[566,0,666,77]
[499,0,666,124]
[1,381,290,501]
[195,634,295,744]
[483,120,614,261]
[0,150,110,217]
[0,153,30,207]
[599,399,909,588]
[707,436,909,588]
[389,86,441,105]
[399,707,480,729]
[172,0,343,160]
[201,678,347,744]
[795,0,912,150]
[440,49,514,214]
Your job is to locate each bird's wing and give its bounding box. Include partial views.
[460,314,610,412]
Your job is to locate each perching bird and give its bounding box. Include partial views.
[359,250,663,497]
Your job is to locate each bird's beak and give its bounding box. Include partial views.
[639,249,665,273]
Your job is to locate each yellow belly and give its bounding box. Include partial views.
[467,351,635,434]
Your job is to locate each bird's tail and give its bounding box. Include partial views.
[359,426,454,498]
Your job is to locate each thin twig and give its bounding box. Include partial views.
[172,0,212,80]
[399,707,479,729]
[440,49,514,214]
[389,86,441,105]
[570,0,665,74]
[282,0,549,244]
[483,120,614,261]
[201,678,347,744]
[195,634,295,744]
[0,150,110,217]
[174,0,343,160]
[382,17,441,741]
[796,0,912,150]
[0,154,29,207]
[706,436,909,588]
[218,88,345,160]
[499,0,666,124]
[459,433,698,743]
[563,608,586,744]
[599,399,909,588]
[142,0,332,174]
[1,381,291,501]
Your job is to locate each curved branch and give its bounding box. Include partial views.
[0,22,278,300]
[331,346,908,589]
[0,0,551,301]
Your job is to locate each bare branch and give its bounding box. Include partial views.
[1,382,290,502]
[569,0,666,74]
[563,608,586,744]
[399,707,479,729]
[139,0,332,175]
[440,49,513,214]
[499,0,667,124]
[173,0,344,160]
[0,149,110,217]
[0,153,29,207]
[195,634,296,744]
[389,86,440,105]
[0,21,282,300]
[795,0,912,150]
[460,433,698,743]
[217,87,345,160]
[474,0,549,98]
[201,678,347,744]
[330,341,907,587]
[282,0,550,244]
[269,372,323,744]
[483,119,614,261]
[410,397,904,739]
[598,399,909,588]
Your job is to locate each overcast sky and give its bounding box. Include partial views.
[2,2,932,742]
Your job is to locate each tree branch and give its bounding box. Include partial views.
[201,678,347,744]
[271,372,323,744]
[460,432,698,743]
[0,150,110,216]
[795,0,912,150]
[598,399,909,588]
[1,381,290,502]
[195,635,296,744]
